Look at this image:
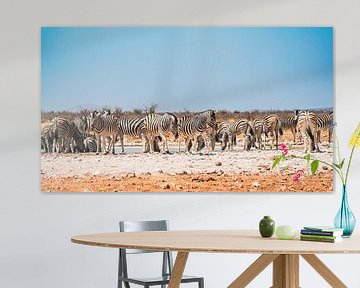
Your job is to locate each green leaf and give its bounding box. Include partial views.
[272,156,282,169]
[334,159,345,169]
[304,154,311,164]
[311,160,319,176]
[339,158,345,169]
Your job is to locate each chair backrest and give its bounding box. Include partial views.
[118,220,173,282]
[119,220,169,254]
[120,220,168,232]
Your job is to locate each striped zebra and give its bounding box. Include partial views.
[265,114,283,149]
[178,110,217,153]
[217,119,254,151]
[83,136,97,152]
[216,122,231,151]
[69,121,87,153]
[297,110,320,152]
[74,116,91,136]
[89,111,121,155]
[143,113,178,153]
[41,135,46,152]
[252,114,282,149]
[41,123,57,153]
[281,110,299,143]
[252,118,268,149]
[315,111,333,143]
[53,117,85,153]
[117,116,151,153]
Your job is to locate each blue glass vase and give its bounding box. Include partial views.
[334,185,356,237]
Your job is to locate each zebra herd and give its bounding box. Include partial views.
[41,109,333,155]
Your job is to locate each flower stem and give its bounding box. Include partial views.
[335,135,342,165]
[345,145,356,185]
[345,130,360,185]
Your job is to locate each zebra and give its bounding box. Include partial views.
[281,110,300,143]
[89,110,121,155]
[69,121,87,153]
[216,122,231,151]
[41,123,57,153]
[178,110,217,153]
[83,136,97,152]
[216,119,254,151]
[143,113,178,153]
[52,117,85,153]
[252,118,268,149]
[264,114,283,149]
[315,111,333,143]
[252,114,282,149]
[74,115,91,136]
[41,135,47,152]
[297,110,320,152]
[116,116,152,153]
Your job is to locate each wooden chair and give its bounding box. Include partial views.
[118,220,204,288]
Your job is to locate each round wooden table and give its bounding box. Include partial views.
[72,230,360,288]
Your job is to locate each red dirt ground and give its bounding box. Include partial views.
[41,171,333,193]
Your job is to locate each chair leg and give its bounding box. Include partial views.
[199,278,204,288]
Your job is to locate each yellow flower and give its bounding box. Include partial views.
[349,122,360,147]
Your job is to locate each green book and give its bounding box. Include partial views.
[300,236,343,243]
[300,234,340,240]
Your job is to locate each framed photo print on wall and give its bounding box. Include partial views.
[41,27,333,192]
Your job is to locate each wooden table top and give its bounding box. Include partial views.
[71,230,360,254]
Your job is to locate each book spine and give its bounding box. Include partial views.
[300,230,337,236]
[300,236,337,243]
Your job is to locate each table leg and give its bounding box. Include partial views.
[168,251,189,288]
[301,254,347,288]
[272,254,299,288]
[228,254,279,288]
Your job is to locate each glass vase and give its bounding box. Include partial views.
[334,185,356,237]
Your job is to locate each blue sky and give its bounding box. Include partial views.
[41,27,333,112]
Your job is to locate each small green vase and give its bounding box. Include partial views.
[259,216,275,238]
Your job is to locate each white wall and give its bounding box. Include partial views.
[1,0,360,287]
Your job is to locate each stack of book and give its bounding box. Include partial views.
[300,226,344,243]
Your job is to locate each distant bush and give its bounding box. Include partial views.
[132,108,143,115]
[41,107,333,124]
[144,103,158,114]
